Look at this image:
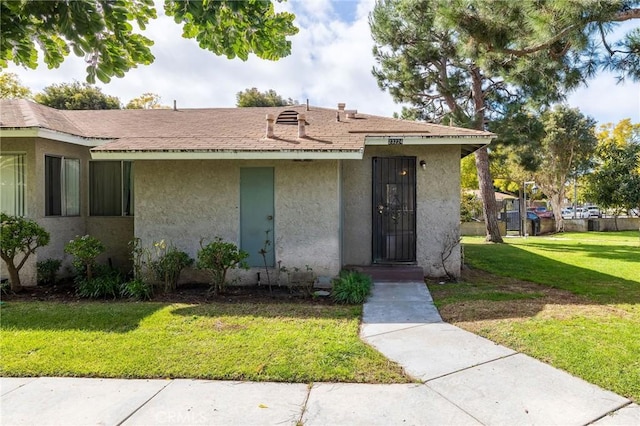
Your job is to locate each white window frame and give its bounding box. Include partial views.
[0,152,26,216]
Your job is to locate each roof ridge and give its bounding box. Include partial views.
[17,99,41,127]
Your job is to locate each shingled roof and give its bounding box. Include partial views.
[0,100,494,159]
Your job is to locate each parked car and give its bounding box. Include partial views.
[562,207,589,219]
[586,206,602,218]
[528,206,554,218]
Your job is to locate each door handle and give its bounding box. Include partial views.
[267,215,273,221]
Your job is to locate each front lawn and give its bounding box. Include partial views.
[0,302,409,383]
[429,231,640,402]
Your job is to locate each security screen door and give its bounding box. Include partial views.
[372,157,416,263]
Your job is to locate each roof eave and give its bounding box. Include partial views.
[364,135,494,145]
[0,127,110,147]
[364,135,494,158]
[89,149,365,160]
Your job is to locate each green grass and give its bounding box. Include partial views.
[463,231,640,303]
[430,231,640,402]
[0,302,409,383]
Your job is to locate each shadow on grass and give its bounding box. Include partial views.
[463,241,639,305]
[522,242,640,263]
[430,241,639,323]
[171,302,360,321]
[0,302,168,333]
[0,300,360,332]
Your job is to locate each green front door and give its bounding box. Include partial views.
[240,167,275,267]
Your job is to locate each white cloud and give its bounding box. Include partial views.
[4,0,639,124]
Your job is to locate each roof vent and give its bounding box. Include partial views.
[337,103,346,111]
[297,113,306,138]
[345,109,357,119]
[265,114,275,138]
[276,110,300,125]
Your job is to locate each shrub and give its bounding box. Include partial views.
[149,240,193,292]
[121,278,153,301]
[64,235,105,280]
[37,258,62,286]
[76,268,122,299]
[197,237,249,295]
[129,237,148,281]
[332,270,372,304]
[0,213,50,290]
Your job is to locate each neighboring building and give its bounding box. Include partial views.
[0,100,494,285]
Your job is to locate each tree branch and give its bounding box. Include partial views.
[499,8,640,57]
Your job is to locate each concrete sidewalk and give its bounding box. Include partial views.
[1,281,638,425]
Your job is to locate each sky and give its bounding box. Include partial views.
[5,0,640,126]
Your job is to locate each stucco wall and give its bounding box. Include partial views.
[342,144,462,278]
[1,138,94,285]
[87,217,134,273]
[134,160,340,284]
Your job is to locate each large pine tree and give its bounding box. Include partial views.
[369,0,640,242]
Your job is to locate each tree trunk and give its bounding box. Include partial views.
[475,147,504,242]
[469,66,503,243]
[5,262,22,292]
[549,192,564,233]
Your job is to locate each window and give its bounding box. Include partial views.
[45,155,80,216]
[90,161,134,216]
[0,153,26,216]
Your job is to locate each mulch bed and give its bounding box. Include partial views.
[1,281,334,305]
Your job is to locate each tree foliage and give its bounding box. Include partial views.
[369,0,640,241]
[125,92,169,109]
[528,106,598,231]
[496,106,598,231]
[585,119,640,217]
[197,237,249,295]
[0,0,298,84]
[0,72,31,99]
[34,81,121,110]
[236,87,296,107]
[0,213,50,290]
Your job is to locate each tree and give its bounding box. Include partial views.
[0,213,50,291]
[585,119,640,224]
[369,0,640,242]
[523,106,598,232]
[0,1,298,84]
[236,87,296,107]
[0,72,31,99]
[126,92,169,109]
[34,82,121,110]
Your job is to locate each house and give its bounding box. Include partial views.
[0,99,494,286]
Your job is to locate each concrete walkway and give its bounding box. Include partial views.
[1,280,638,425]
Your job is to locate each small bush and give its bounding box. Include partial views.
[149,241,193,292]
[1,213,50,290]
[65,235,105,280]
[0,280,9,296]
[197,237,249,295]
[332,270,372,304]
[76,267,121,299]
[37,258,62,286]
[121,278,153,301]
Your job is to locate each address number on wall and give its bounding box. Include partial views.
[388,138,404,145]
